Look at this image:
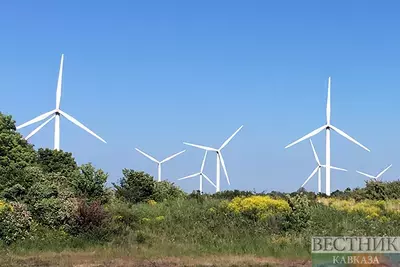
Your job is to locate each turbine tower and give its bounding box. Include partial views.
[357,164,392,181]
[135,148,185,182]
[285,77,370,196]
[301,139,347,193]
[16,54,106,150]
[178,150,216,193]
[183,125,243,192]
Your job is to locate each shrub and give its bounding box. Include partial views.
[152,180,186,202]
[105,198,139,228]
[363,181,387,200]
[113,169,155,204]
[26,179,77,229]
[114,169,186,204]
[68,199,110,241]
[0,201,32,244]
[1,183,27,202]
[283,193,312,232]
[30,197,77,229]
[36,148,78,178]
[71,163,109,203]
[213,190,255,200]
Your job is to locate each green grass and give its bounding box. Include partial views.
[2,195,400,266]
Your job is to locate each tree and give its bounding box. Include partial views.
[0,113,37,191]
[36,148,79,178]
[71,163,109,202]
[113,169,155,204]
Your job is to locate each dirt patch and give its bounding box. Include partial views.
[0,253,311,267]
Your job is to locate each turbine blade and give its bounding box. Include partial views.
[183,142,217,151]
[25,115,55,140]
[285,125,326,149]
[326,77,331,125]
[56,54,64,110]
[178,173,200,180]
[219,125,243,150]
[309,139,320,165]
[16,110,55,129]
[58,110,106,143]
[160,150,186,163]
[218,153,230,185]
[330,125,370,152]
[330,166,348,172]
[376,164,392,179]
[135,148,159,163]
[301,166,319,188]
[200,150,208,172]
[203,173,217,188]
[356,170,376,179]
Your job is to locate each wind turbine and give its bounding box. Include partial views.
[135,148,185,182]
[285,77,370,196]
[178,150,216,193]
[16,54,106,150]
[183,125,243,192]
[356,164,392,181]
[301,139,347,193]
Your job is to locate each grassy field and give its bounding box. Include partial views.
[2,194,400,266]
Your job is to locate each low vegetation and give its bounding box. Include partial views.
[1,112,400,266]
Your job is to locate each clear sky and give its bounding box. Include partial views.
[1,1,400,193]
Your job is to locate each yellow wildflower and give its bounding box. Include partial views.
[147,200,157,206]
[155,216,165,221]
[227,196,290,219]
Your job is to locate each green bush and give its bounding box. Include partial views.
[71,163,109,203]
[105,198,139,228]
[114,169,155,204]
[0,201,32,244]
[152,180,186,202]
[36,148,79,178]
[26,180,77,229]
[114,169,186,204]
[282,193,312,232]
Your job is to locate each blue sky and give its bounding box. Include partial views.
[1,1,400,193]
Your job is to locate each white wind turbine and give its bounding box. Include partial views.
[356,164,392,181]
[16,54,106,150]
[285,77,370,196]
[183,125,243,192]
[301,139,347,193]
[135,148,185,182]
[178,150,217,193]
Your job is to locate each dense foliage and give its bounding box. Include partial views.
[1,111,400,258]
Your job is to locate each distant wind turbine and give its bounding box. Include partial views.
[135,148,185,182]
[183,125,243,192]
[16,54,106,150]
[357,164,392,181]
[285,77,370,196]
[301,139,347,193]
[178,150,216,193]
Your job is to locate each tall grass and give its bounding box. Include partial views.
[2,195,400,261]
